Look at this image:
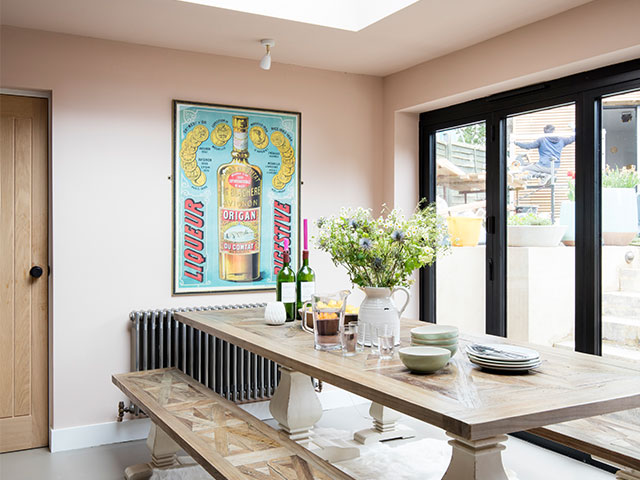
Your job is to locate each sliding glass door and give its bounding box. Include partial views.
[505,104,576,350]
[600,89,640,360]
[419,60,640,356]
[434,122,487,335]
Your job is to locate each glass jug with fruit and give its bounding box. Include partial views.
[302,290,351,351]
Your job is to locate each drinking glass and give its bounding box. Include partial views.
[302,290,350,351]
[341,323,358,356]
[356,321,372,351]
[376,325,395,360]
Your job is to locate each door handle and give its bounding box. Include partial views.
[29,266,44,278]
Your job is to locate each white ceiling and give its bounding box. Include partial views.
[0,0,594,76]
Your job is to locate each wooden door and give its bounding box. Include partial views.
[0,94,48,452]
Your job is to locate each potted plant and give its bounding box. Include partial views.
[315,200,450,344]
[602,167,639,246]
[559,170,576,246]
[507,212,567,247]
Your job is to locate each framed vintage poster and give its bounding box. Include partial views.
[172,100,300,294]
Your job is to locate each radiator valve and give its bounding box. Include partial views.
[117,401,137,422]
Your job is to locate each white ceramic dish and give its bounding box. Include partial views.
[466,343,539,362]
[410,336,458,346]
[470,361,542,372]
[412,341,458,357]
[468,358,541,369]
[466,352,539,365]
[410,325,459,341]
[398,346,451,373]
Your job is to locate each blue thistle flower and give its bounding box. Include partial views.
[372,257,383,269]
[359,238,372,250]
[316,217,325,228]
[349,219,359,230]
[391,230,405,242]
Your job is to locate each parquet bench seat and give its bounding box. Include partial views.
[530,409,640,479]
[112,368,355,480]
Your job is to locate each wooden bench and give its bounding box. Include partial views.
[530,409,640,479]
[112,368,355,480]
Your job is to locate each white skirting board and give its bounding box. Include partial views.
[50,417,152,453]
[49,384,368,452]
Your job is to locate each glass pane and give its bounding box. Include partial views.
[601,89,640,361]
[435,122,486,334]
[506,104,576,349]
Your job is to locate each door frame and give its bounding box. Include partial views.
[418,59,640,355]
[1,88,53,446]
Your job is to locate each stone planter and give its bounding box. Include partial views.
[507,225,567,247]
[602,188,638,246]
[559,201,575,246]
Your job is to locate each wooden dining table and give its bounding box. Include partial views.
[175,307,640,480]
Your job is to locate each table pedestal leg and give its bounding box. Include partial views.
[353,402,415,445]
[269,366,323,444]
[124,423,182,480]
[268,367,360,462]
[442,433,509,480]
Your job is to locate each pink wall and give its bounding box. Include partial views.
[2,0,640,440]
[382,0,640,318]
[0,26,383,432]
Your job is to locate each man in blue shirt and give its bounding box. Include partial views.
[515,124,575,176]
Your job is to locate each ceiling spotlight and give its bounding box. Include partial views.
[259,39,275,70]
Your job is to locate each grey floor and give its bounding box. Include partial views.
[0,404,615,480]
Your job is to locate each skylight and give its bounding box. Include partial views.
[177,0,419,31]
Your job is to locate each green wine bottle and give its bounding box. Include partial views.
[296,250,315,318]
[276,240,296,321]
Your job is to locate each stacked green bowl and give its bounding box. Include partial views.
[410,325,459,356]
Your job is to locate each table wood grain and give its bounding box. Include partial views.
[175,308,640,441]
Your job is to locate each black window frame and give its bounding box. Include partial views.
[419,59,640,355]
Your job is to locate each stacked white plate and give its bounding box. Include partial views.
[466,343,541,372]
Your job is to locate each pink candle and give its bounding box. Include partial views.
[303,218,308,251]
[283,237,289,251]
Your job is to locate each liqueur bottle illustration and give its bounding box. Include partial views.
[217,116,263,281]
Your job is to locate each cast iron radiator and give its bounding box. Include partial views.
[129,303,280,405]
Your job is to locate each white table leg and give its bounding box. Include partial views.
[269,366,323,444]
[124,423,182,480]
[353,402,415,445]
[442,432,509,480]
[269,366,360,462]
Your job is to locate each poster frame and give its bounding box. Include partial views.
[171,99,302,295]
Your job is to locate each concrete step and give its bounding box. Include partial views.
[619,267,640,292]
[602,291,640,318]
[554,339,640,362]
[602,315,640,346]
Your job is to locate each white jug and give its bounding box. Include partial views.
[358,286,410,346]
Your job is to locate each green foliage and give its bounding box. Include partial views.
[568,181,575,202]
[314,200,451,288]
[567,170,576,202]
[602,167,639,189]
[458,124,486,146]
[508,213,552,226]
